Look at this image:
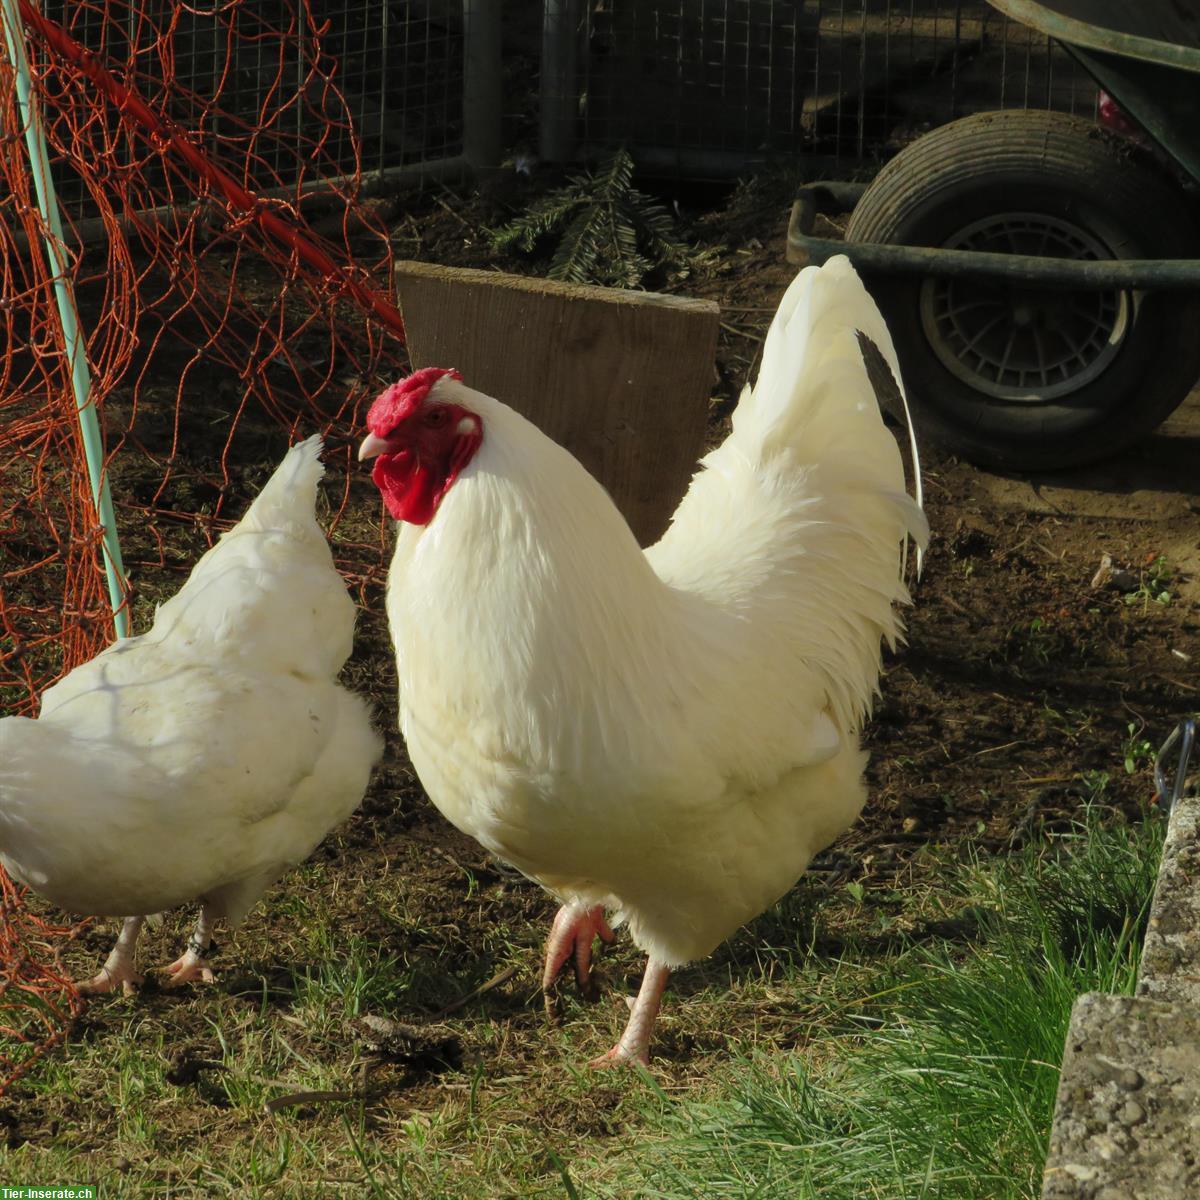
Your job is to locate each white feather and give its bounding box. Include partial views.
[0,435,383,923]
[386,257,927,966]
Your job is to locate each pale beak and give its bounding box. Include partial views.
[357,432,392,462]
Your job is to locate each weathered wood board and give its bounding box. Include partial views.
[393,261,720,546]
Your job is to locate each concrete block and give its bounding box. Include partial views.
[1138,792,1200,1007]
[1042,992,1200,1200]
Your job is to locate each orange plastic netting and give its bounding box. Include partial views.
[0,0,415,1088]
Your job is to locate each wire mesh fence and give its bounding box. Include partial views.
[39,0,483,217]
[543,0,1099,173]
[0,0,419,1092]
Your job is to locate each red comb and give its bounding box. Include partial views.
[366,367,464,435]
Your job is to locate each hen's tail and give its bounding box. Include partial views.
[149,434,355,678]
[237,433,327,535]
[647,256,928,735]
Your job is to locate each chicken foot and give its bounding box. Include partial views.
[162,904,218,988]
[542,902,615,1018]
[78,916,146,996]
[590,958,670,1068]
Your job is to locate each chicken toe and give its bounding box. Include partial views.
[542,902,615,1016]
[162,951,216,988]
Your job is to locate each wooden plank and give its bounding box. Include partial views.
[393,261,720,546]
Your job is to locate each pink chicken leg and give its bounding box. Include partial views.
[590,959,671,1068]
[77,916,146,996]
[162,904,217,987]
[542,905,671,1066]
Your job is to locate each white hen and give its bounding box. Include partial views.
[360,256,927,1063]
[0,436,382,993]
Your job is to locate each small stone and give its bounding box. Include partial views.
[114,1157,131,1173]
[1117,1099,1146,1126]
[1090,1056,1145,1091]
[1090,553,1114,589]
[1089,552,1139,591]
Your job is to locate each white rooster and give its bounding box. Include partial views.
[359,256,927,1064]
[0,436,382,994]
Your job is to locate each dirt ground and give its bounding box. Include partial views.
[5,166,1199,1181]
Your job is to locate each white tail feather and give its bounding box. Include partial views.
[145,432,352,679]
[239,433,326,531]
[730,256,924,567]
[649,255,928,735]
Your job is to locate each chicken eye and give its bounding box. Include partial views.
[425,407,449,427]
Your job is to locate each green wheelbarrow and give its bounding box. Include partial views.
[788,1,1200,471]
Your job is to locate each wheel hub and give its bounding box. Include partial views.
[918,213,1130,402]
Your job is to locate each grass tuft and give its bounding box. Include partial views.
[606,805,1163,1200]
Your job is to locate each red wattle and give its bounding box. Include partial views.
[372,422,483,526]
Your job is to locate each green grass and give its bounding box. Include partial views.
[603,805,1164,1200]
[0,804,1164,1199]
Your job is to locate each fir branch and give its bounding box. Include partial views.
[549,203,608,284]
[486,147,701,288]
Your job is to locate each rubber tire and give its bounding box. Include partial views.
[845,109,1200,471]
